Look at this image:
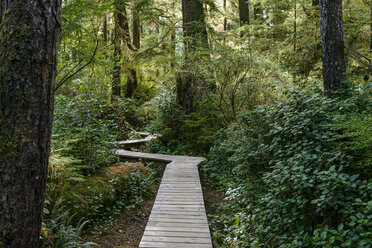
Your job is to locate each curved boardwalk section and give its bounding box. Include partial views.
[116,149,212,248]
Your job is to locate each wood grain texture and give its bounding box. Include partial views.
[117,150,212,248]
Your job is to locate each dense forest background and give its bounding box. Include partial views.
[0,0,371,247]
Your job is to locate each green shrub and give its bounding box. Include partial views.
[148,94,223,155]
[203,87,372,247]
[53,94,120,172]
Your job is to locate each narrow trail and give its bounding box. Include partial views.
[115,135,213,248]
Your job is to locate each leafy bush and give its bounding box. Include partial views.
[203,87,372,247]
[148,94,223,155]
[53,94,120,172]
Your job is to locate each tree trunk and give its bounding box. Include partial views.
[112,0,126,100]
[170,31,176,68]
[178,0,208,113]
[0,0,61,247]
[319,0,346,97]
[124,69,138,98]
[132,5,140,50]
[182,0,208,52]
[239,0,249,26]
[112,43,121,99]
[370,0,372,57]
[223,0,227,31]
[103,15,108,44]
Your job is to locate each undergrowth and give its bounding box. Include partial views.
[202,85,372,247]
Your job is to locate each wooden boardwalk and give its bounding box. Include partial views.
[116,149,213,248]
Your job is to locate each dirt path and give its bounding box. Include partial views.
[84,188,158,248]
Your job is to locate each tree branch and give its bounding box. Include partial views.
[55,41,99,92]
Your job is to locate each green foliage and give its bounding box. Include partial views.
[62,163,155,222]
[148,94,222,155]
[40,201,96,248]
[53,94,120,172]
[203,88,372,247]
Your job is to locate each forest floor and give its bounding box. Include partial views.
[201,175,226,247]
[83,187,159,248]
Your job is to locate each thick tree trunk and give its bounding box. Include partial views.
[113,1,137,98]
[132,6,141,49]
[182,0,208,52]
[124,69,138,98]
[370,0,372,56]
[178,0,208,113]
[319,0,346,97]
[239,0,249,26]
[0,0,61,247]
[112,0,132,100]
[112,1,125,100]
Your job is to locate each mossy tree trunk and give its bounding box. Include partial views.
[0,0,61,247]
[132,4,141,50]
[112,0,126,101]
[319,0,346,97]
[178,0,208,113]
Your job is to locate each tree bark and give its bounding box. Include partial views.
[178,0,208,112]
[124,69,138,98]
[319,0,346,97]
[0,0,61,247]
[223,0,227,31]
[239,0,249,26]
[132,4,140,50]
[170,31,176,68]
[112,0,126,100]
[182,0,208,52]
[103,15,108,44]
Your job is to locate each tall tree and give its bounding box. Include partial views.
[319,0,346,97]
[177,0,208,112]
[0,0,61,247]
[112,0,126,100]
[239,0,249,27]
[103,15,108,44]
[132,3,141,50]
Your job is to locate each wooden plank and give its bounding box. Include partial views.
[117,149,211,247]
[150,214,207,219]
[148,218,207,224]
[139,242,212,248]
[141,236,211,244]
[144,226,210,233]
[142,231,210,238]
[146,222,209,228]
